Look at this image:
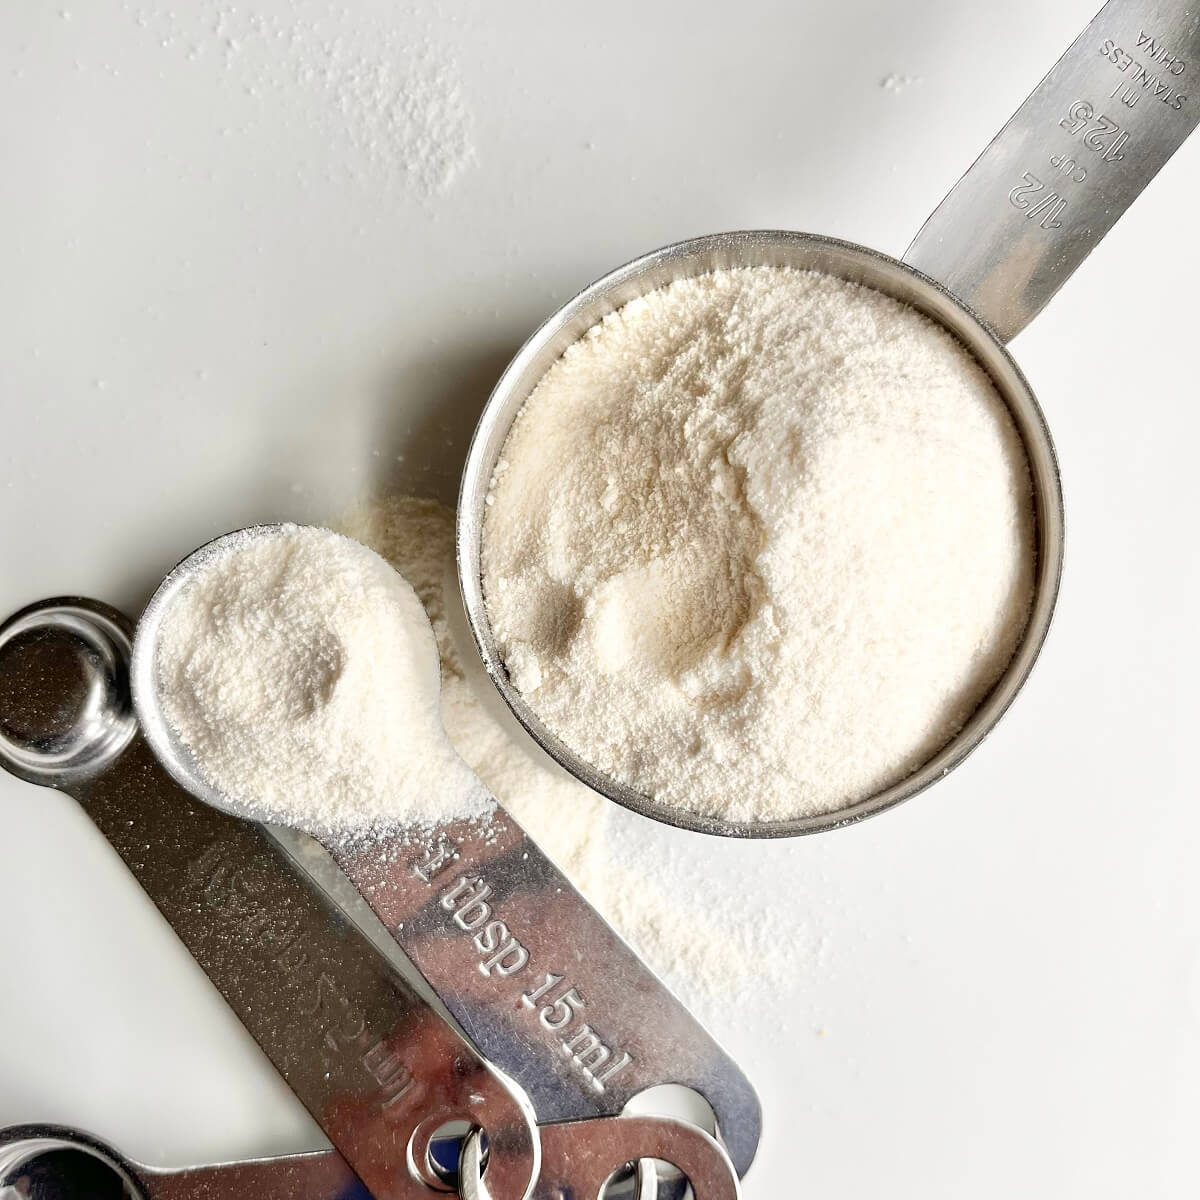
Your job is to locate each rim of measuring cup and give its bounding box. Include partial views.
[130,523,298,825]
[457,230,1064,839]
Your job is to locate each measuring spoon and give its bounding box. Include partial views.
[457,0,1199,837]
[0,1124,367,1200]
[0,598,539,1200]
[129,527,761,1182]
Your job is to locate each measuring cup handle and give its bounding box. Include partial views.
[903,0,1200,342]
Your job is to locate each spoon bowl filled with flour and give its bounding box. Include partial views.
[131,523,492,837]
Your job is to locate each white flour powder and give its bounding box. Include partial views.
[155,525,488,836]
[343,495,796,1012]
[121,2,477,198]
[482,268,1036,823]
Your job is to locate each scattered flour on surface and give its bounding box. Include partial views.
[481,267,1036,824]
[342,495,796,1012]
[120,1,476,197]
[155,524,489,837]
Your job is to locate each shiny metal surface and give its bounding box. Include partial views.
[131,528,762,1178]
[0,600,136,787]
[458,231,1064,839]
[0,1125,142,1200]
[905,0,1200,342]
[0,600,540,1200]
[0,1118,721,1200]
[0,1124,368,1200]
[327,811,762,1177]
[459,1117,739,1200]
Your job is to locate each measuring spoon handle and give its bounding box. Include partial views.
[139,1150,368,1200]
[904,0,1200,342]
[0,1124,365,1200]
[323,805,762,1180]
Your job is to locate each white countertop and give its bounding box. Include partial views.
[2,1,1198,1196]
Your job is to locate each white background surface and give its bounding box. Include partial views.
[2,1,1198,1196]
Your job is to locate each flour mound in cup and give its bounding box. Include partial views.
[480,267,1036,823]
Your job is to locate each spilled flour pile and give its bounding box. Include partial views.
[481,267,1036,823]
[344,495,793,1012]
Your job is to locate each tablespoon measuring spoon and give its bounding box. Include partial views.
[130,526,762,1183]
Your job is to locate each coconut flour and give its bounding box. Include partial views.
[155,524,488,836]
[481,267,1036,823]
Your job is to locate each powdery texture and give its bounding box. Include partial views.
[343,495,795,1013]
[482,268,1036,823]
[122,2,477,198]
[156,525,488,836]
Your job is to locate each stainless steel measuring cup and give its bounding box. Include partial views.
[457,0,1199,838]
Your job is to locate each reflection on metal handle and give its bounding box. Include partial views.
[904,0,1200,342]
[0,1123,367,1200]
[140,1150,367,1200]
[327,808,762,1179]
[0,600,539,1200]
[459,1116,740,1200]
[70,746,538,1200]
[0,1124,368,1200]
[0,1117,738,1200]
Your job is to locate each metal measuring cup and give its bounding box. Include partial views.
[457,0,1199,838]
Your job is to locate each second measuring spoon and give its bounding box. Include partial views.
[0,1118,738,1200]
[129,525,762,1182]
[0,1123,367,1200]
[0,599,538,1200]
